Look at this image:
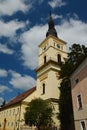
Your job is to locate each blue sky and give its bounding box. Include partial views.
[0,0,87,105]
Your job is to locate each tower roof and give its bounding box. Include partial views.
[46,12,58,38]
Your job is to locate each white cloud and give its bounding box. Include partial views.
[9,70,36,90]
[52,14,63,19]
[20,17,87,69]
[57,18,87,50]
[0,69,8,77]
[0,43,14,54]
[48,0,66,8]
[20,25,47,69]
[0,85,12,93]
[0,0,44,16]
[0,0,30,16]
[0,20,25,37]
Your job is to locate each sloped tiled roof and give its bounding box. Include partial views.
[1,87,36,109]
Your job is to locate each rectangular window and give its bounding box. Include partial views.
[57,54,61,63]
[13,109,15,115]
[80,121,86,130]
[44,56,46,64]
[42,83,45,94]
[77,94,83,109]
[75,78,79,84]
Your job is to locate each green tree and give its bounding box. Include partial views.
[59,44,87,79]
[58,44,87,130]
[1,99,6,107]
[24,98,53,130]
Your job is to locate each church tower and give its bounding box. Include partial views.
[36,14,67,129]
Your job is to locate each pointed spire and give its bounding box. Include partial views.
[50,10,51,16]
[48,11,54,29]
[46,11,58,38]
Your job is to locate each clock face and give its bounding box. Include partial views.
[55,43,63,50]
[43,44,49,52]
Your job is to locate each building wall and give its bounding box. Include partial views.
[71,58,87,130]
[36,36,67,129]
[39,36,67,66]
[36,69,60,100]
[0,104,21,130]
[37,36,67,100]
[20,90,37,126]
[0,90,37,130]
[51,101,60,129]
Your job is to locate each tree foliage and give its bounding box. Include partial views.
[24,98,53,130]
[59,44,87,79]
[0,100,6,107]
[58,44,87,130]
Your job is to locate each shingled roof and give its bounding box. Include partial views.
[1,87,36,109]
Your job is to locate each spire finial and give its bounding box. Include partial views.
[46,12,58,38]
[50,10,52,17]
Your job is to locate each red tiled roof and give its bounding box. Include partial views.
[2,87,36,109]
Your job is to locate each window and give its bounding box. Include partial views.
[77,94,83,109]
[57,44,60,49]
[80,121,86,130]
[11,122,13,126]
[61,45,63,50]
[8,122,9,126]
[43,46,46,51]
[75,78,79,84]
[44,56,46,64]
[13,109,15,115]
[6,111,8,116]
[16,108,19,114]
[54,42,55,46]
[57,54,61,63]
[42,83,45,94]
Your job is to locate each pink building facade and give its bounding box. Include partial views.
[70,58,87,130]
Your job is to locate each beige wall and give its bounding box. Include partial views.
[20,90,37,125]
[71,58,87,130]
[39,36,67,66]
[0,104,21,130]
[0,90,37,130]
[36,35,67,128]
[36,69,60,100]
[52,102,60,129]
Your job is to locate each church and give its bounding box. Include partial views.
[0,14,67,130]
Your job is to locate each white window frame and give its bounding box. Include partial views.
[77,93,83,110]
[75,78,79,84]
[80,120,86,130]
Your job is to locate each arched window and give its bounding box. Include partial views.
[44,55,46,64]
[57,54,61,63]
[42,83,45,94]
